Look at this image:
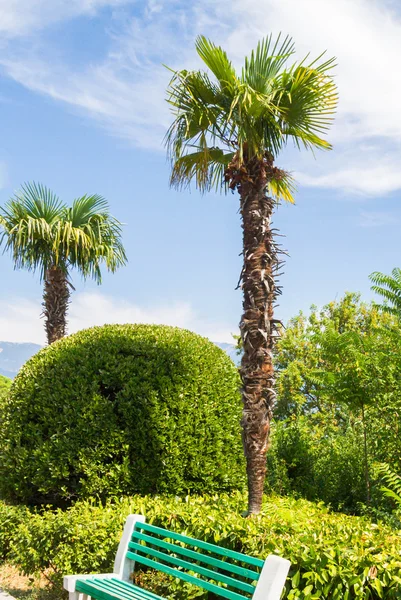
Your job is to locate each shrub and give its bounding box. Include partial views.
[3,493,401,599]
[266,417,367,511]
[0,501,29,560]
[0,374,11,400]
[0,325,244,506]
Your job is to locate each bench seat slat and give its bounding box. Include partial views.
[129,541,255,595]
[107,579,163,600]
[131,532,260,581]
[76,579,162,600]
[126,551,249,600]
[103,579,163,600]
[80,580,145,600]
[136,522,264,569]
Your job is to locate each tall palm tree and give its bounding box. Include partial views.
[370,269,401,318]
[166,35,338,514]
[0,182,126,344]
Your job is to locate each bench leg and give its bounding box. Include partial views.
[69,593,91,600]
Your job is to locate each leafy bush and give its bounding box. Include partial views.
[0,375,12,451]
[3,493,401,599]
[0,501,29,560]
[0,374,11,400]
[266,417,366,511]
[0,325,244,506]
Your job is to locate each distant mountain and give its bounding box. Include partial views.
[0,342,42,379]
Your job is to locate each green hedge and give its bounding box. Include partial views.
[0,325,244,506]
[0,500,29,560]
[0,374,11,400]
[2,493,401,599]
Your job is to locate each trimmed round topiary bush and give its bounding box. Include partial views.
[0,374,11,400]
[0,325,244,506]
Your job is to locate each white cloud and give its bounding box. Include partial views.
[223,0,401,143]
[0,298,43,344]
[0,292,236,344]
[0,54,169,149]
[295,155,401,196]
[358,211,398,228]
[1,0,401,193]
[0,0,134,37]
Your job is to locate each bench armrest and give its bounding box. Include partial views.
[63,573,117,593]
[253,555,291,600]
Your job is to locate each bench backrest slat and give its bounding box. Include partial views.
[126,551,249,600]
[126,522,265,600]
[131,531,260,581]
[137,522,263,568]
[129,541,255,595]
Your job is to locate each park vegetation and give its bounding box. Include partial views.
[1,35,401,600]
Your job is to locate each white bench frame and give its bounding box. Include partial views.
[64,514,290,600]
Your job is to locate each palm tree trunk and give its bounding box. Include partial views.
[228,154,283,515]
[42,266,70,344]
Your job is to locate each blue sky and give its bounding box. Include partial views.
[1,0,401,344]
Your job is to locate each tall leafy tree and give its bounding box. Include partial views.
[0,183,126,344]
[166,35,338,513]
[275,294,401,509]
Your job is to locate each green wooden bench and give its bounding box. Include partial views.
[64,514,290,600]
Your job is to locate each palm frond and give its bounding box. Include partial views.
[170,147,234,192]
[242,33,295,93]
[0,183,66,279]
[275,56,338,151]
[68,194,109,226]
[195,36,238,91]
[269,170,296,204]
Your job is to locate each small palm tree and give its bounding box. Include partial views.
[0,183,126,344]
[166,35,338,513]
[370,269,401,318]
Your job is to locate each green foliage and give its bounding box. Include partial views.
[0,182,126,282]
[2,493,401,599]
[0,375,11,399]
[270,293,401,512]
[377,464,401,510]
[370,269,401,318]
[0,375,12,432]
[166,34,337,200]
[0,500,29,560]
[0,324,244,506]
[267,417,366,509]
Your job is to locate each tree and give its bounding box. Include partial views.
[274,293,401,510]
[0,183,126,344]
[166,35,338,513]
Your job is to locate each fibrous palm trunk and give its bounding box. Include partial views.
[42,265,70,345]
[227,153,284,515]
